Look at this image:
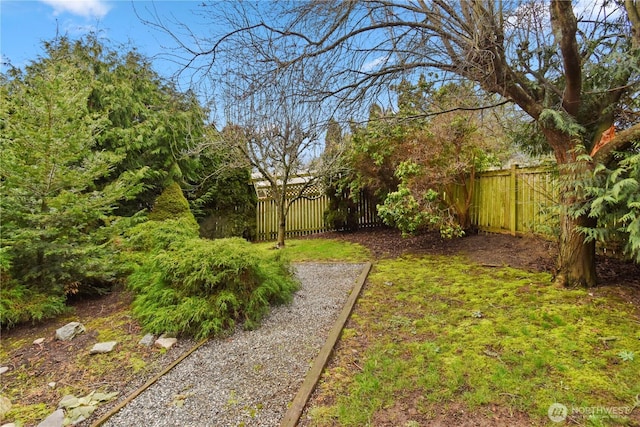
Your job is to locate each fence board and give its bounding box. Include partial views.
[468,165,557,236]
[253,178,379,241]
[252,166,560,241]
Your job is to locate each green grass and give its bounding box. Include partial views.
[253,238,371,262]
[310,255,640,426]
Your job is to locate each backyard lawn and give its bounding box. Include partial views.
[2,230,639,426]
[302,254,640,426]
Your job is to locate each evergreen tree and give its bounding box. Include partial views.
[580,141,640,262]
[78,36,206,213]
[0,39,146,301]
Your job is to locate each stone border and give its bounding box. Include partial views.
[280,261,372,427]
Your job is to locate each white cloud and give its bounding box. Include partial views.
[573,0,623,21]
[40,0,111,19]
[361,55,390,73]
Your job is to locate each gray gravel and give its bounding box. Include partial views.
[103,262,366,427]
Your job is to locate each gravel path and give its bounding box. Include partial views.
[103,262,366,427]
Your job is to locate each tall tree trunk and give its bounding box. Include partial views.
[556,210,597,287]
[554,160,597,287]
[277,218,286,248]
[538,120,599,287]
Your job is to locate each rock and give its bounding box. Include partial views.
[66,405,96,425]
[33,337,45,345]
[58,395,79,409]
[91,392,119,402]
[55,322,85,341]
[36,408,64,427]
[159,332,177,338]
[89,341,118,354]
[0,395,12,419]
[0,367,9,375]
[154,337,177,350]
[48,382,56,388]
[1,422,17,427]
[138,333,155,347]
[59,391,118,409]
[57,391,118,425]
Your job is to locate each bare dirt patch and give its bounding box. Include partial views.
[305,227,557,268]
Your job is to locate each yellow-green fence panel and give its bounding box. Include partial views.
[253,182,380,241]
[254,194,333,241]
[468,165,557,236]
[253,166,560,241]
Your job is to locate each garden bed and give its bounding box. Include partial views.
[0,263,366,427]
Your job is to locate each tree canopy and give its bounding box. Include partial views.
[0,35,254,326]
[165,0,640,286]
[1,37,147,297]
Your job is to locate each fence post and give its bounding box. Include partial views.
[510,164,517,236]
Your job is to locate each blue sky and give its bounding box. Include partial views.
[0,0,213,81]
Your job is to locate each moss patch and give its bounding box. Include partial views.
[5,402,51,425]
[309,255,640,426]
[254,238,371,262]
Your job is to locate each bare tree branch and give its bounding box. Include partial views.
[150,0,638,285]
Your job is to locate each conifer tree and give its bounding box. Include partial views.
[0,39,146,297]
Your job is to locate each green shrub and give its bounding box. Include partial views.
[123,182,298,338]
[126,230,298,339]
[1,282,68,329]
[148,182,197,224]
[189,168,257,240]
[377,162,465,239]
[0,247,69,329]
[323,183,360,232]
[121,217,200,253]
[113,184,200,273]
[577,141,640,262]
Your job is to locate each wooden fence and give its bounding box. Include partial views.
[255,191,331,241]
[469,165,558,236]
[252,165,558,241]
[253,179,380,241]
